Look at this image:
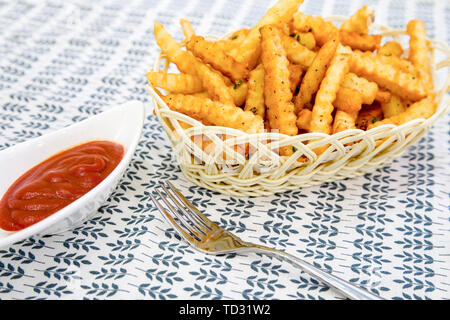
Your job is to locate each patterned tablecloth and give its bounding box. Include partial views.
[0,0,449,300]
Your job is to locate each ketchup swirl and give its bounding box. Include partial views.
[0,141,124,231]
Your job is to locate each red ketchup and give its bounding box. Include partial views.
[0,141,124,231]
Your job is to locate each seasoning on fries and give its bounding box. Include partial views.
[149,0,439,158]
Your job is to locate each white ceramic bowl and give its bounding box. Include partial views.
[0,101,145,248]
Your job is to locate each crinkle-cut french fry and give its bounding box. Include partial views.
[154,21,198,75]
[307,15,339,47]
[229,0,304,69]
[375,89,391,104]
[228,28,250,41]
[215,29,250,54]
[332,110,358,134]
[332,87,362,134]
[340,72,378,105]
[288,32,316,50]
[288,63,304,94]
[334,87,363,114]
[261,26,298,134]
[355,103,383,130]
[407,20,433,91]
[340,5,375,34]
[180,19,195,41]
[368,96,436,129]
[146,72,203,94]
[154,22,233,92]
[310,44,352,136]
[227,28,262,70]
[309,45,352,155]
[162,94,264,134]
[280,23,291,36]
[292,12,312,33]
[281,32,317,67]
[217,71,233,87]
[294,38,339,115]
[229,81,248,107]
[195,62,235,106]
[339,31,381,52]
[349,50,427,102]
[381,94,406,118]
[193,83,248,107]
[186,35,249,82]
[261,25,298,155]
[296,108,312,131]
[244,64,265,118]
[255,0,304,29]
[377,54,418,76]
[378,41,403,57]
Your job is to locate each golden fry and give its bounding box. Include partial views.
[147,72,204,94]
[375,89,391,104]
[154,21,198,75]
[332,110,358,134]
[296,108,312,131]
[355,103,383,130]
[228,28,261,70]
[230,81,248,106]
[261,25,298,155]
[162,94,264,133]
[332,87,363,134]
[216,28,250,54]
[378,41,403,57]
[194,83,248,107]
[339,31,381,52]
[228,28,250,41]
[340,5,375,34]
[292,14,336,46]
[381,94,406,118]
[340,72,378,105]
[288,63,304,94]
[368,96,436,129]
[294,37,339,114]
[349,50,427,102]
[180,19,195,40]
[281,32,317,67]
[407,20,433,91]
[256,0,304,29]
[230,0,304,69]
[291,12,311,33]
[244,64,265,118]
[377,54,418,75]
[288,31,316,50]
[306,15,339,47]
[186,35,249,82]
[195,62,235,106]
[310,44,352,136]
[334,87,363,114]
[154,22,233,93]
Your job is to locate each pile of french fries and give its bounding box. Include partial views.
[148,0,437,157]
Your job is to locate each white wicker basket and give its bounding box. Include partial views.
[147,16,450,196]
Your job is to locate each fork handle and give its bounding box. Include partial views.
[253,245,383,300]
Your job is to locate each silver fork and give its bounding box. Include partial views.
[150,181,383,300]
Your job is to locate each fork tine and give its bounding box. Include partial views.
[165,181,213,230]
[154,188,202,239]
[160,183,209,235]
[150,192,200,242]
